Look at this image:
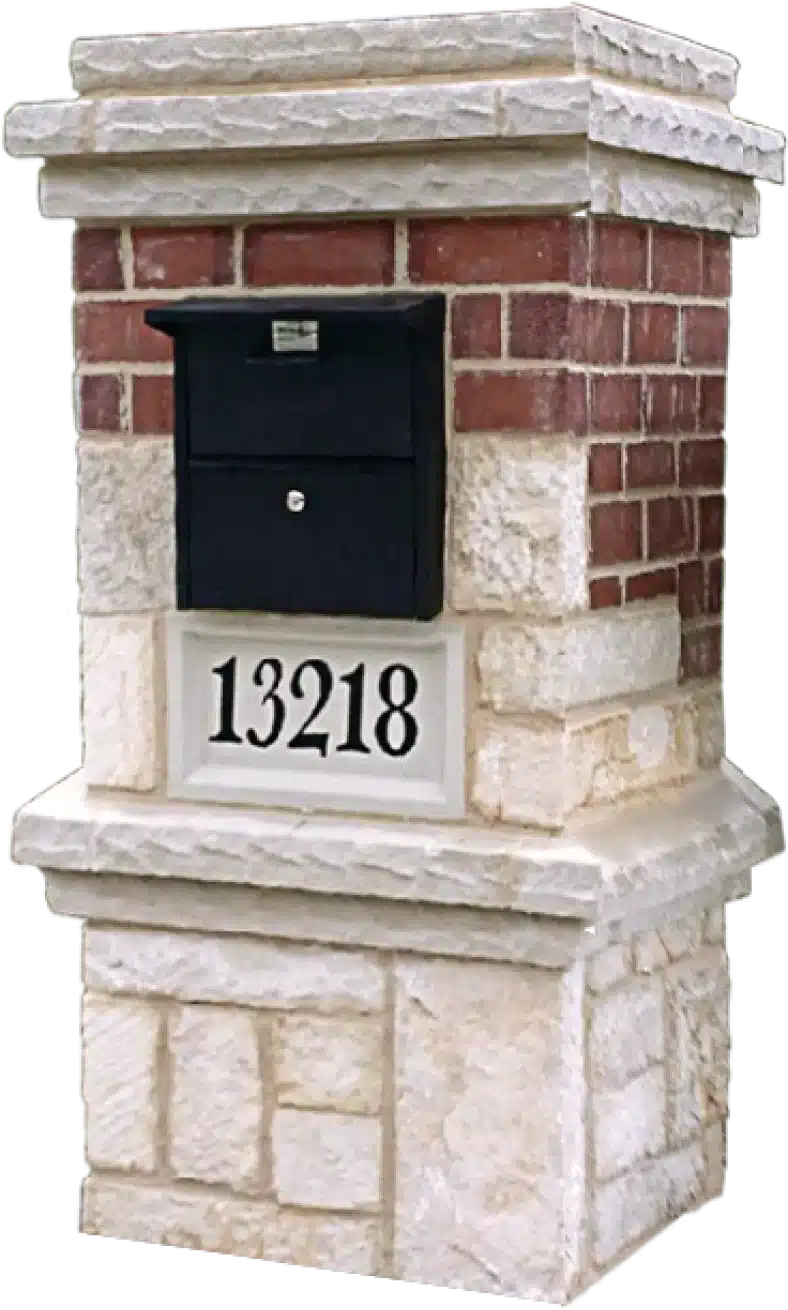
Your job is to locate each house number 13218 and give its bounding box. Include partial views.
[210,657,420,759]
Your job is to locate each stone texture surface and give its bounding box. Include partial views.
[694,683,726,769]
[589,978,665,1089]
[81,993,160,1173]
[393,956,574,1296]
[81,616,157,790]
[77,439,174,614]
[274,1015,382,1114]
[272,1109,380,1211]
[472,690,697,829]
[592,1143,705,1266]
[81,1176,379,1273]
[476,603,679,714]
[451,437,586,616]
[665,947,730,1147]
[593,1066,667,1181]
[84,926,384,1013]
[169,1005,261,1191]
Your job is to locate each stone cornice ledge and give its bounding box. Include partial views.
[12,763,783,940]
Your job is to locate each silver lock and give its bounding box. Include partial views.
[286,489,306,514]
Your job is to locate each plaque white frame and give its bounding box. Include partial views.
[166,613,467,820]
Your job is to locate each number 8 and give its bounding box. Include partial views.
[375,664,419,758]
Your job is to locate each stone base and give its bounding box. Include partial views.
[12,764,784,1301]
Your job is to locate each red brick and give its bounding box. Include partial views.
[698,377,726,433]
[679,438,725,488]
[509,294,568,359]
[647,496,696,558]
[707,557,724,615]
[588,443,623,493]
[699,495,726,552]
[409,216,571,285]
[702,234,731,298]
[590,219,648,289]
[245,221,395,286]
[569,217,590,286]
[590,502,643,567]
[626,440,676,490]
[682,625,722,679]
[678,560,706,619]
[589,375,643,433]
[681,306,729,366]
[646,376,698,434]
[651,228,702,294]
[568,299,625,364]
[626,568,677,602]
[454,371,567,433]
[566,374,589,436]
[132,375,174,434]
[75,302,172,364]
[78,375,122,432]
[589,576,622,609]
[451,294,502,358]
[628,304,679,365]
[74,228,123,292]
[133,226,233,288]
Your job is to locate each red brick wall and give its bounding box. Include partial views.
[73,214,728,683]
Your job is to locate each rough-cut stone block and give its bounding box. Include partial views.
[451,437,586,616]
[81,1176,379,1273]
[81,993,159,1173]
[633,930,670,975]
[694,684,725,769]
[476,604,679,714]
[593,1144,705,1267]
[590,979,665,1089]
[78,439,174,614]
[665,947,730,1146]
[393,957,577,1296]
[705,1119,726,1199]
[272,1109,380,1211]
[587,943,632,995]
[84,927,384,1013]
[472,691,698,829]
[169,1006,261,1192]
[81,616,157,791]
[593,1066,667,1181]
[659,915,705,961]
[705,906,725,945]
[274,1015,382,1114]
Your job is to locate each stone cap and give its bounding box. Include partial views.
[4,7,783,232]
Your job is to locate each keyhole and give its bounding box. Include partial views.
[287,490,306,513]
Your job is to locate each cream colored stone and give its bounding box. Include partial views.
[589,979,665,1089]
[633,931,670,975]
[593,1143,705,1267]
[275,1015,381,1115]
[472,691,698,829]
[80,1175,378,1272]
[83,926,384,1014]
[78,440,174,615]
[705,906,726,945]
[593,1066,667,1181]
[393,957,576,1296]
[452,437,586,617]
[694,685,726,769]
[272,1109,380,1211]
[587,943,632,995]
[704,1119,727,1199]
[665,947,730,1147]
[589,145,760,237]
[81,993,160,1173]
[659,914,705,961]
[81,616,157,791]
[169,1006,261,1192]
[477,604,679,715]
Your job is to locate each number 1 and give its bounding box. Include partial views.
[210,657,242,744]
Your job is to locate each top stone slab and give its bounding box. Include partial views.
[69,7,738,103]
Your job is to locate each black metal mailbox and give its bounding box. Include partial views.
[146,294,446,620]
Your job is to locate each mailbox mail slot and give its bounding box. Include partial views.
[146,294,446,620]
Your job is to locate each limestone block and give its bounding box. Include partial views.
[665,946,730,1147]
[81,1176,379,1272]
[78,439,174,614]
[472,690,698,829]
[84,926,384,1014]
[593,1066,667,1181]
[451,437,586,617]
[705,906,726,945]
[633,931,670,975]
[587,943,632,995]
[704,1119,727,1199]
[477,604,679,714]
[593,1143,705,1267]
[81,993,159,1173]
[693,683,725,769]
[274,1015,382,1114]
[169,1005,261,1192]
[589,979,665,1089]
[272,1109,381,1211]
[81,615,157,790]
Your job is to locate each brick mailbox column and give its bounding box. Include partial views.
[5,6,785,1302]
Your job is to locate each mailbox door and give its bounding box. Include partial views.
[184,461,416,617]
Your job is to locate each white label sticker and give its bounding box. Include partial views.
[272,320,319,353]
